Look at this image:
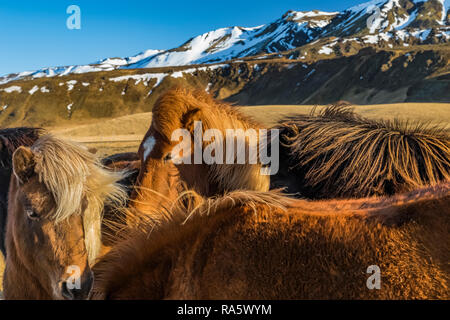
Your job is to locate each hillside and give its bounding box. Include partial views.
[0,45,449,128]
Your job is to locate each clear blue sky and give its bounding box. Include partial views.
[0,0,364,76]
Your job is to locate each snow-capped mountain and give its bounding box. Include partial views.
[1,0,449,84]
[126,10,339,68]
[322,0,449,36]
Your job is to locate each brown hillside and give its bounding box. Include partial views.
[0,46,449,128]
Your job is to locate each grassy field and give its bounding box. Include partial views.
[50,103,450,155]
[1,102,449,294]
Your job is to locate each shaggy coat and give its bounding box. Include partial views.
[273,106,450,198]
[138,90,449,201]
[93,182,450,300]
[136,88,270,202]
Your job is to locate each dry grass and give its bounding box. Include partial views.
[49,113,152,156]
[241,103,450,128]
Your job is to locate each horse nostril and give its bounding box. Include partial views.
[60,281,75,300]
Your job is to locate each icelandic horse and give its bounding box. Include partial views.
[135,89,449,204]
[3,134,127,299]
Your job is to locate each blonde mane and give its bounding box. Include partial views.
[152,88,270,193]
[31,134,128,263]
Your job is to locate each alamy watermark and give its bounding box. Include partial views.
[170,121,280,175]
[366,265,381,290]
[66,5,81,30]
[65,265,81,290]
[144,121,280,175]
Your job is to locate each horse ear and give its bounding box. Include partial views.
[12,146,36,184]
[182,108,202,134]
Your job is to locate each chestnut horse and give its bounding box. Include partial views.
[93,182,450,299]
[0,127,43,257]
[134,88,270,211]
[0,129,138,258]
[3,134,127,299]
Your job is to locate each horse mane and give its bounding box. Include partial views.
[106,185,291,241]
[30,134,128,263]
[152,87,269,193]
[279,105,450,198]
[0,127,43,167]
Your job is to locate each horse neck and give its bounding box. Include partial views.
[4,237,52,299]
[93,235,175,299]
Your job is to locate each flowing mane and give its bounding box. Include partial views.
[29,134,128,263]
[147,88,270,194]
[277,105,450,198]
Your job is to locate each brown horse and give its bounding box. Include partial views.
[3,134,127,299]
[0,129,138,258]
[93,181,450,299]
[273,105,450,198]
[136,89,449,202]
[135,88,270,210]
[0,127,43,257]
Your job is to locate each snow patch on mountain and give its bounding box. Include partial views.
[109,73,168,87]
[1,86,22,93]
[29,85,39,95]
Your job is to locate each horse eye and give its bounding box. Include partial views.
[163,153,172,163]
[26,208,40,220]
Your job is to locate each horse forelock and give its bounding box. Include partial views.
[30,134,128,263]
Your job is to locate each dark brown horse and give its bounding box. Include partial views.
[0,127,43,257]
[3,134,128,299]
[273,105,450,198]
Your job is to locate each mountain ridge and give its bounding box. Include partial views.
[1,0,449,85]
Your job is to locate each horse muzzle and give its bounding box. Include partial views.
[60,269,94,300]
